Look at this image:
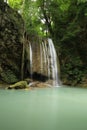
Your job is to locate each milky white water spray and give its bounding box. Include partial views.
[29,43,33,78]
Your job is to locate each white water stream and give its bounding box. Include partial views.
[28,38,60,86]
[29,43,33,78]
[40,38,59,86]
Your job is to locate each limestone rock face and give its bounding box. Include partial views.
[0,2,24,83]
[24,37,45,80]
[25,37,41,76]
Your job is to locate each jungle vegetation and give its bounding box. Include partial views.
[2,0,87,86]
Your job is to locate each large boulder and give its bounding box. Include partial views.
[7,81,28,89]
[0,2,24,83]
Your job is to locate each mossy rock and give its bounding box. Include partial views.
[0,2,24,83]
[7,81,28,89]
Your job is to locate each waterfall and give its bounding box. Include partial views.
[48,38,58,86]
[40,41,47,75]
[40,38,59,86]
[29,43,33,78]
[27,38,60,86]
[40,43,43,74]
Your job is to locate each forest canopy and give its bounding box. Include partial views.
[7,0,87,38]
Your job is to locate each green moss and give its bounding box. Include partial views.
[8,81,28,89]
[1,69,19,83]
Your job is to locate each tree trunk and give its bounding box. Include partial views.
[42,8,53,36]
[41,0,53,36]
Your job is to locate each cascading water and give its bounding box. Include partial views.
[40,41,47,75]
[40,43,43,75]
[29,43,33,78]
[40,38,59,86]
[28,38,60,86]
[48,38,58,86]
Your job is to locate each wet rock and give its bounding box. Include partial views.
[29,81,52,88]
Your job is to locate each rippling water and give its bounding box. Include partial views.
[0,87,87,130]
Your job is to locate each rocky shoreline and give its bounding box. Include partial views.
[0,79,53,90]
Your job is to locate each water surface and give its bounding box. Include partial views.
[0,87,87,130]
